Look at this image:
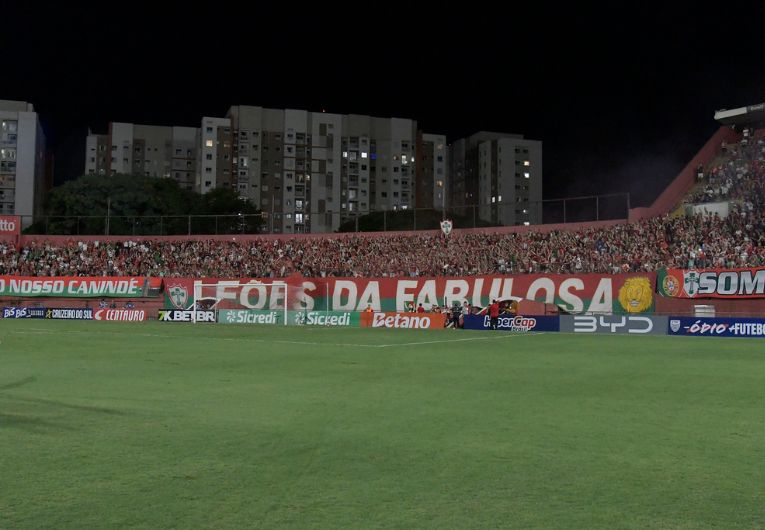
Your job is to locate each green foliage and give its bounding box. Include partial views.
[26,174,264,235]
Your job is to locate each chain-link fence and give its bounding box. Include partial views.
[18,193,630,236]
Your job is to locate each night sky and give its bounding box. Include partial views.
[4,3,765,210]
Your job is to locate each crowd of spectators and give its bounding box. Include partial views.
[1,131,763,278]
[687,128,765,207]
[1,207,763,277]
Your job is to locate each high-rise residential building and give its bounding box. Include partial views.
[448,132,543,226]
[0,100,47,223]
[415,133,447,211]
[84,110,544,232]
[85,122,199,190]
[224,106,419,233]
[198,116,234,194]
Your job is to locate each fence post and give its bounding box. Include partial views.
[472,205,476,228]
[159,216,163,235]
[563,200,567,223]
[383,210,387,232]
[215,216,218,235]
[596,196,599,221]
[188,215,191,235]
[413,208,416,231]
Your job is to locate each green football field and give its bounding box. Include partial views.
[1,320,764,529]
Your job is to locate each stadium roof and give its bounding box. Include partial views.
[714,102,765,126]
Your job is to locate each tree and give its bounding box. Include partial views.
[26,174,264,235]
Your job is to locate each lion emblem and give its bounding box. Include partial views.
[618,277,653,313]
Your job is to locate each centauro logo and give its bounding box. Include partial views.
[618,277,653,313]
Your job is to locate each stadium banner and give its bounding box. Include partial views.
[2,306,46,319]
[667,316,765,338]
[360,312,446,329]
[157,309,216,322]
[217,309,360,327]
[463,314,559,332]
[163,273,656,314]
[94,308,148,322]
[0,276,162,298]
[44,308,94,320]
[657,267,765,299]
[290,310,359,327]
[218,309,284,325]
[560,315,668,335]
[0,215,20,237]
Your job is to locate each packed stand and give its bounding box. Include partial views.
[687,128,765,207]
[1,206,763,277]
[3,129,764,278]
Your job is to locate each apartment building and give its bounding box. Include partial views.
[448,132,543,225]
[220,106,419,233]
[85,123,199,190]
[415,132,447,211]
[83,111,544,232]
[0,100,47,222]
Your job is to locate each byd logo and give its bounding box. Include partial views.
[573,315,653,334]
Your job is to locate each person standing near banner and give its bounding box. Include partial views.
[489,299,500,330]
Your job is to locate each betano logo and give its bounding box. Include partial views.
[372,313,433,329]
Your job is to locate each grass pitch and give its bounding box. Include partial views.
[1,320,764,529]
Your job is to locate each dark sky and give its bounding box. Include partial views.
[4,3,765,209]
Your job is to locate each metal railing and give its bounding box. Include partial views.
[17,193,630,236]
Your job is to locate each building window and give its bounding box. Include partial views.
[0,149,16,160]
[206,140,214,147]
[524,172,530,178]
[523,161,530,166]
